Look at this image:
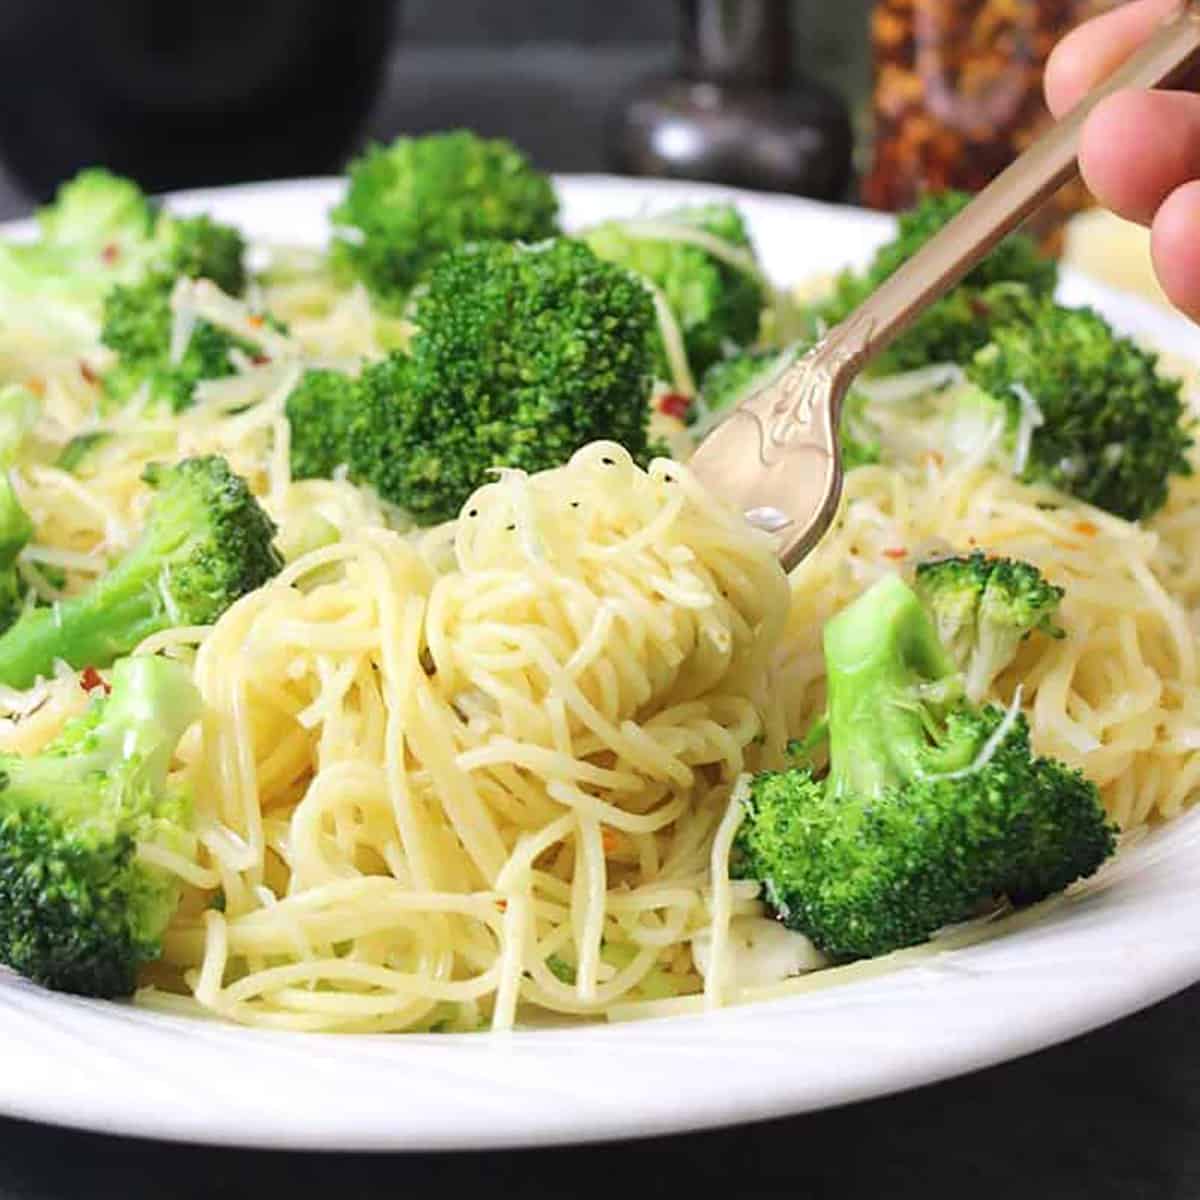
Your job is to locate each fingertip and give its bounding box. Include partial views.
[1078,89,1200,226]
[1045,22,1100,117]
[1151,180,1200,324]
[1077,90,1157,223]
[1045,0,1183,117]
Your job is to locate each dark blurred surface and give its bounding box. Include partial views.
[0,984,1195,1198]
[611,0,853,199]
[0,0,394,202]
[0,0,874,218]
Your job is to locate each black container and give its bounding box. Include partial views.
[0,0,395,200]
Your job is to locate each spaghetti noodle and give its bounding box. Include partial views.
[144,443,791,1031]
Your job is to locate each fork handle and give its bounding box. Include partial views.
[844,0,1200,370]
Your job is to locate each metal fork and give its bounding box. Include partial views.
[689,0,1200,572]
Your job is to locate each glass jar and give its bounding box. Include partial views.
[864,0,1116,241]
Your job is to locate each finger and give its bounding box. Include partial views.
[1151,179,1200,322]
[1077,89,1200,225]
[1045,0,1182,118]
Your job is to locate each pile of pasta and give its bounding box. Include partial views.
[150,443,790,1032]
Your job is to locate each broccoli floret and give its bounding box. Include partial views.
[36,168,154,252]
[36,169,246,296]
[698,349,779,416]
[286,368,361,481]
[915,551,1064,702]
[343,350,413,497]
[331,130,560,308]
[0,456,282,689]
[865,191,1056,298]
[699,348,880,469]
[0,168,246,348]
[348,238,655,523]
[0,169,154,344]
[962,303,1192,521]
[732,574,1116,960]
[99,276,268,412]
[581,204,766,377]
[0,654,199,996]
[814,191,1055,375]
[1,168,244,319]
[154,214,247,298]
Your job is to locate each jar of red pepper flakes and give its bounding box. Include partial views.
[863,0,1118,247]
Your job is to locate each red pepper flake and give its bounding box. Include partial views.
[25,377,45,397]
[79,666,110,694]
[883,547,908,560]
[1073,520,1098,537]
[656,392,691,421]
[247,314,265,330]
[495,899,508,912]
[79,360,99,385]
[250,353,271,366]
[601,827,622,855]
[101,242,120,265]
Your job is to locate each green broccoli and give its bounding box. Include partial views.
[914,551,1064,702]
[0,168,247,347]
[0,654,200,996]
[286,368,362,481]
[581,204,766,378]
[35,169,246,295]
[56,432,112,474]
[0,456,282,690]
[348,238,655,524]
[813,191,1055,376]
[276,512,342,564]
[0,481,33,633]
[0,384,41,629]
[698,349,779,417]
[36,167,154,250]
[331,130,560,308]
[957,303,1193,521]
[732,573,1116,960]
[99,276,272,412]
[154,214,246,298]
[699,348,880,470]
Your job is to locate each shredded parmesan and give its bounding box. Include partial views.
[1009,382,1045,476]
[594,218,769,288]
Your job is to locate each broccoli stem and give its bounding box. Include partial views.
[86,655,201,771]
[0,513,190,689]
[0,586,168,690]
[0,456,280,690]
[823,573,958,798]
[0,478,32,566]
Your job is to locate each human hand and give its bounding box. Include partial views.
[1046,0,1200,321]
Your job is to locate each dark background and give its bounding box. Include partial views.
[0,2,1197,1195]
[0,0,873,217]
